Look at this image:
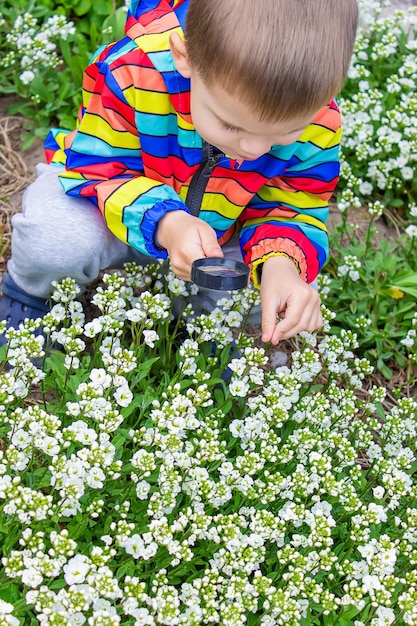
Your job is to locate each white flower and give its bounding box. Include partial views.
[127,607,154,625]
[90,368,112,389]
[63,554,91,585]
[359,181,373,195]
[65,355,80,370]
[226,310,243,327]
[401,332,416,348]
[372,486,385,499]
[0,600,19,626]
[74,425,98,446]
[143,329,159,348]
[229,378,250,397]
[124,534,145,559]
[84,317,103,337]
[68,613,86,625]
[358,543,375,560]
[86,466,106,489]
[21,567,43,588]
[19,69,34,84]
[126,307,146,323]
[113,385,133,407]
[374,605,396,625]
[0,601,15,615]
[11,429,31,449]
[405,224,417,238]
[368,503,388,523]
[311,500,333,517]
[362,574,382,592]
[92,598,119,618]
[167,276,187,296]
[136,480,151,500]
[38,435,61,456]
[401,166,414,180]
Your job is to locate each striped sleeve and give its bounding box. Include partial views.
[239,101,341,287]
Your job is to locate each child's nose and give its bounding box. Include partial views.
[239,136,272,159]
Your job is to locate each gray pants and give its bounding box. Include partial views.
[8,164,256,317]
[8,163,149,298]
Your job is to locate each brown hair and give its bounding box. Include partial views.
[184,0,358,122]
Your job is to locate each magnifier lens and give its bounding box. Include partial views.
[199,266,243,276]
[191,258,249,290]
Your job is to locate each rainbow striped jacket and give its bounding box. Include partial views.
[45,0,341,288]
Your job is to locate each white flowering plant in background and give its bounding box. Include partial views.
[0,0,128,147]
[320,213,417,382]
[338,0,417,222]
[316,0,417,382]
[0,264,416,626]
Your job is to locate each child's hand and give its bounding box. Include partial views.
[157,211,223,280]
[260,256,322,344]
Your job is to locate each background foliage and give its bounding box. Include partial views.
[0,0,127,145]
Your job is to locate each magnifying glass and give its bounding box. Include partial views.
[191,257,249,291]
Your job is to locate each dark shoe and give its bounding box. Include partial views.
[0,273,50,346]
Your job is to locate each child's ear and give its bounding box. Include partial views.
[169,32,192,78]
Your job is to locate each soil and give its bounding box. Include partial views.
[0,108,43,263]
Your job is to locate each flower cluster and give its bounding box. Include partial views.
[338,0,417,219]
[3,13,75,86]
[337,254,362,282]
[0,264,416,625]
[400,311,417,364]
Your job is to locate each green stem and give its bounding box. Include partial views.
[364,214,376,256]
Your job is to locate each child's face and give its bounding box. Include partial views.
[189,72,315,161]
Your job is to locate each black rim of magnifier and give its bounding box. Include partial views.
[191,257,249,290]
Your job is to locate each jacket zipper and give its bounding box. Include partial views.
[185,141,222,216]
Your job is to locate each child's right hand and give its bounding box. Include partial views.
[157,210,223,280]
[260,255,322,344]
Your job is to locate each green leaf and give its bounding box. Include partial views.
[94,0,115,15]
[116,558,136,578]
[390,198,404,207]
[74,0,93,17]
[394,352,406,367]
[68,517,89,540]
[134,356,160,381]
[0,343,8,360]
[377,358,393,380]
[0,583,21,604]
[112,428,131,448]
[102,7,128,40]
[49,578,67,590]
[392,271,417,287]
[26,466,52,489]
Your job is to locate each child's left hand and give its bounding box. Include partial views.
[260,255,323,344]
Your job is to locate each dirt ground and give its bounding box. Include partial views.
[0,103,43,264]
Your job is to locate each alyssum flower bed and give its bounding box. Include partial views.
[0,263,416,626]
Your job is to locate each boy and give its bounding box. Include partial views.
[0,0,358,345]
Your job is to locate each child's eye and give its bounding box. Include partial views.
[222,122,240,132]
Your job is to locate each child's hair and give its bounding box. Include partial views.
[184,0,359,123]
